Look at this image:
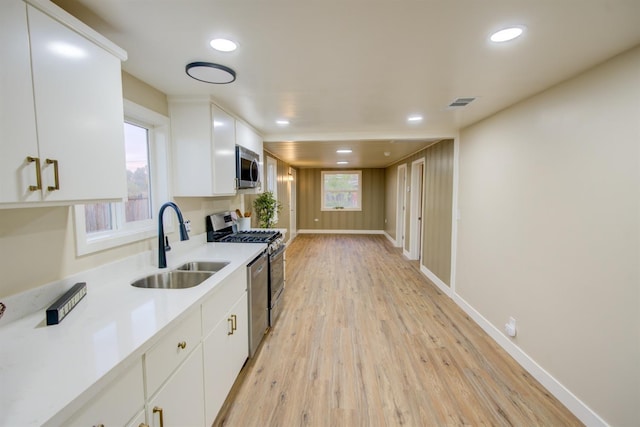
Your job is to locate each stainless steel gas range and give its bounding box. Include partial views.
[206,212,285,356]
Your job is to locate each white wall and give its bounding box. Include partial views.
[456,46,640,426]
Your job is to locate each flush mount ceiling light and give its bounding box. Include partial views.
[336,149,352,153]
[209,38,237,52]
[490,26,525,43]
[185,62,236,84]
[337,161,349,165]
[276,120,290,126]
[407,115,423,123]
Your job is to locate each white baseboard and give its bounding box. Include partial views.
[297,229,384,235]
[383,231,399,246]
[452,294,608,427]
[420,265,453,297]
[415,265,607,427]
[403,248,414,260]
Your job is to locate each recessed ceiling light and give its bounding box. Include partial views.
[407,115,423,122]
[490,27,524,43]
[210,38,237,52]
[337,161,349,165]
[336,149,352,153]
[276,120,290,126]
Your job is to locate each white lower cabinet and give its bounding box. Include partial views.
[127,409,147,427]
[203,292,249,423]
[62,265,251,427]
[147,344,205,427]
[64,359,144,427]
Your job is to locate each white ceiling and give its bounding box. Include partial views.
[53,0,640,168]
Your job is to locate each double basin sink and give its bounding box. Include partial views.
[131,261,229,289]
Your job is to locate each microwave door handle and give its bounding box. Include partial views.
[250,158,258,183]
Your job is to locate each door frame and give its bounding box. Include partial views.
[289,168,297,240]
[409,158,425,260]
[396,164,407,248]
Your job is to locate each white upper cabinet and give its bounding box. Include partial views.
[0,0,41,203]
[211,105,237,195]
[170,97,247,197]
[235,120,263,155]
[0,0,127,206]
[235,120,264,193]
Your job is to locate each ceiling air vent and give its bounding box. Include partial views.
[448,97,476,108]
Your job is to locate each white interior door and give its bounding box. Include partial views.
[396,164,407,248]
[409,158,425,260]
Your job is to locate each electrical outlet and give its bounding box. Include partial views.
[505,317,517,337]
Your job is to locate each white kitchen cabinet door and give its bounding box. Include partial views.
[65,359,145,427]
[211,104,237,195]
[170,100,214,196]
[126,409,147,427]
[27,5,126,202]
[170,98,237,197]
[144,309,201,397]
[148,344,205,427]
[203,292,249,424]
[235,120,263,157]
[0,0,41,203]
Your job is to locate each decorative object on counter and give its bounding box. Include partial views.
[158,202,190,268]
[234,209,250,230]
[253,191,282,228]
[46,282,87,326]
[0,302,5,320]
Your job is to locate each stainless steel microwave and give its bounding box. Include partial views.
[235,145,261,189]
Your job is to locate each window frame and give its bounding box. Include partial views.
[321,170,362,211]
[73,100,170,256]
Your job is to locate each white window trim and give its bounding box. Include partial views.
[321,170,362,211]
[73,100,170,256]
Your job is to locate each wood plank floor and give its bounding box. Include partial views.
[215,234,582,427]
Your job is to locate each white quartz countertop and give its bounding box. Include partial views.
[0,238,266,427]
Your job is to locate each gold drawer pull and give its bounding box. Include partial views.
[231,314,237,332]
[26,156,42,191]
[227,317,234,335]
[153,406,164,427]
[45,158,60,191]
[177,341,187,349]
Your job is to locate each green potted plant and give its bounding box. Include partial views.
[253,191,282,228]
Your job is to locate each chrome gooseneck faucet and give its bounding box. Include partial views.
[158,202,189,268]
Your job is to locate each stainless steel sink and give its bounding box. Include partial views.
[175,261,230,272]
[131,271,214,289]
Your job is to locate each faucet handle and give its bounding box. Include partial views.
[165,236,171,252]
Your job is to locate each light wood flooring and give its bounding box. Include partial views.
[215,234,582,427]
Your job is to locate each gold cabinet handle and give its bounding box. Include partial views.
[153,406,164,427]
[138,423,149,427]
[231,314,237,332]
[227,317,234,335]
[177,341,187,349]
[45,158,60,191]
[26,156,42,191]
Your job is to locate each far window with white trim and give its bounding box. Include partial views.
[321,170,362,211]
[73,100,170,255]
